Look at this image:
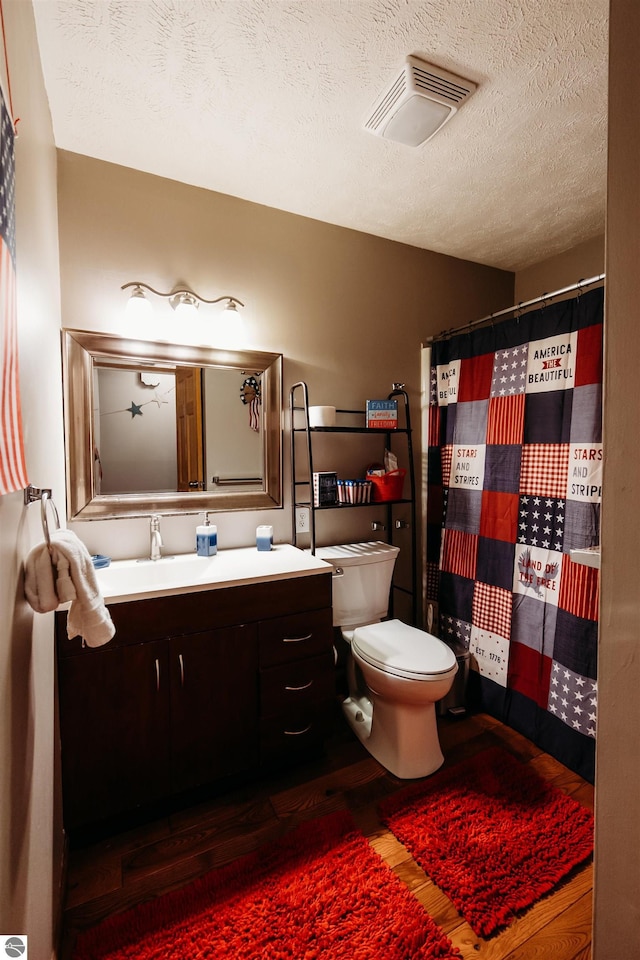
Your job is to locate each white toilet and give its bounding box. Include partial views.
[316,541,458,779]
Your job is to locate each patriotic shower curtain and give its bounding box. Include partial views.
[425,287,603,782]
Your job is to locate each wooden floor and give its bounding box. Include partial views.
[59,711,594,959]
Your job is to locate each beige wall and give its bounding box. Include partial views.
[515,234,605,304]
[593,0,640,952]
[0,2,64,957]
[57,151,514,570]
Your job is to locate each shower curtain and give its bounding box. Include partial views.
[425,287,603,782]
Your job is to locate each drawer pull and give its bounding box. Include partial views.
[155,658,160,692]
[283,724,312,736]
[284,680,314,692]
[282,633,312,643]
[178,653,185,687]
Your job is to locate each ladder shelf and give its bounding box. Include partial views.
[289,381,417,623]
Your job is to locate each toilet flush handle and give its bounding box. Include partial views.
[332,566,344,578]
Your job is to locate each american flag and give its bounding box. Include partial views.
[0,87,27,495]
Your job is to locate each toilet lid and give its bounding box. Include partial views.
[352,619,458,681]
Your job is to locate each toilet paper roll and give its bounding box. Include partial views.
[308,405,336,427]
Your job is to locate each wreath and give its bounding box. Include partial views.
[240,375,261,405]
[240,375,261,432]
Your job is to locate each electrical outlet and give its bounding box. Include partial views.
[295,507,310,533]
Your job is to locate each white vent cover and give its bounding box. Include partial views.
[363,56,477,147]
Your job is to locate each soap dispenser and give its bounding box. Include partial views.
[196,512,217,557]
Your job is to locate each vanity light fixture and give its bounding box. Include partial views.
[122,282,245,321]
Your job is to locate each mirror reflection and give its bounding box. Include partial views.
[63,329,283,519]
[94,365,264,495]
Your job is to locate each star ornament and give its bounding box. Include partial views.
[127,401,143,418]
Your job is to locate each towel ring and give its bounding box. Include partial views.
[41,491,60,548]
[24,484,61,548]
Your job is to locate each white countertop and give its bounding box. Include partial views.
[92,544,332,604]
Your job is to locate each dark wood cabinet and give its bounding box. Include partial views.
[169,624,259,793]
[55,571,334,832]
[57,638,171,828]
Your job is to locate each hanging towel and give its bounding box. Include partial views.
[24,530,115,648]
[24,541,59,613]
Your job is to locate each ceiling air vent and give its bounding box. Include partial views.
[363,55,477,147]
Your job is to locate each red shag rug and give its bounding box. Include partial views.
[72,810,460,960]
[378,746,594,938]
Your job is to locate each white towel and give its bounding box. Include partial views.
[24,530,115,648]
[24,541,59,613]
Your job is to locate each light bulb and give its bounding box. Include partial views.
[124,286,153,320]
[173,293,199,322]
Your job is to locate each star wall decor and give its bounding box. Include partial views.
[149,391,170,408]
[100,385,175,420]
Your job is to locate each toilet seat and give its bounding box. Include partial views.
[352,619,457,682]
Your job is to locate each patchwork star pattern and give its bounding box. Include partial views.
[491,345,529,397]
[440,616,471,650]
[517,495,565,551]
[548,662,597,738]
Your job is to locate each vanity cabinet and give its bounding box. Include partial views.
[55,571,333,833]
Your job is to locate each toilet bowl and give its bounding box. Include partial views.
[315,542,458,779]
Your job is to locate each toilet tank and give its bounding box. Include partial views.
[315,541,400,629]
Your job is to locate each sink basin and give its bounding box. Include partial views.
[92,544,331,604]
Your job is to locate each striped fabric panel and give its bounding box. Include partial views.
[0,239,27,495]
[486,394,525,445]
[559,555,600,622]
[440,528,477,580]
[428,404,440,448]
[0,92,28,497]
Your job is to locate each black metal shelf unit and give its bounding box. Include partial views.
[289,381,417,623]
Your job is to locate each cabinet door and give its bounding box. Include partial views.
[169,624,259,794]
[57,639,170,830]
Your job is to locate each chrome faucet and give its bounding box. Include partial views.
[149,515,163,561]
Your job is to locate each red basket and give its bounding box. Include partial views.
[367,469,406,501]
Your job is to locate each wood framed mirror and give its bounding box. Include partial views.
[63,329,283,519]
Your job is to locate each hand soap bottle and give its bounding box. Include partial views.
[196,512,217,557]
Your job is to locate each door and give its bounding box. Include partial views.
[176,365,204,491]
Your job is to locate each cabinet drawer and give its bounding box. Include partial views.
[259,704,330,767]
[259,608,333,668]
[260,652,335,718]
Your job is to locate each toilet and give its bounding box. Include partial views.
[316,541,458,779]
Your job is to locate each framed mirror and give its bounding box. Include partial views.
[63,329,283,519]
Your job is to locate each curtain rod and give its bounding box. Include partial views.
[423,272,605,346]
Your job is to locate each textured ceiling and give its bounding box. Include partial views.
[32,0,608,272]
